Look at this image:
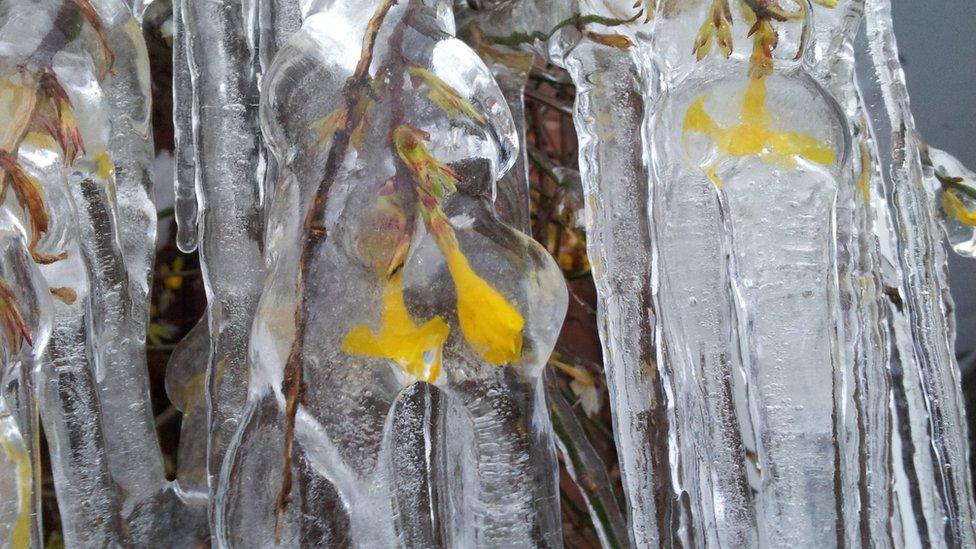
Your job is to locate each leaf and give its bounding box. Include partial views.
[469,25,537,76]
[35,71,85,165]
[407,66,486,124]
[584,31,635,51]
[0,277,31,354]
[693,0,734,60]
[0,152,66,264]
[50,286,77,305]
[392,125,459,204]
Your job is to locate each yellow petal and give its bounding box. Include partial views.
[944,189,976,227]
[342,273,450,382]
[445,247,524,365]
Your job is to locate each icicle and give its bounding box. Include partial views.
[172,0,200,253]
[216,0,566,546]
[0,2,165,544]
[472,1,673,545]
[164,317,210,502]
[179,0,268,510]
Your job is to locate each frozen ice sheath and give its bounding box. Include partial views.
[215,0,566,546]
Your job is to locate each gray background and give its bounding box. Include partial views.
[893,1,976,362]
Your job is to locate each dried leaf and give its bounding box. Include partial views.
[36,72,85,165]
[584,31,635,50]
[312,106,347,151]
[0,152,65,264]
[469,25,536,76]
[0,277,31,354]
[69,0,115,77]
[50,286,77,305]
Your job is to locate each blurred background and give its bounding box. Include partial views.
[34,2,972,547]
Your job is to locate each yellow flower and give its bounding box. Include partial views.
[683,77,836,187]
[343,273,450,383]
[392,124,525,366]
[444,247,524,365]
[944,188,976,227]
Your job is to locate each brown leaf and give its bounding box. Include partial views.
[0,277,31,354]
[0,151,65,264]
[36,71,85,165]
[50,286,77,305]
[583,31,635,51]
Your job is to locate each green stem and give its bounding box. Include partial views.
[482,12,640,49]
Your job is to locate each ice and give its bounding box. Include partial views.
[473,1,672,545]
[0,1,212,544]
[0,209,53,549]
[179,0,269,509]
[215,1,566,546]
[165,317,210,500]
[172,0,200,253]
[456,8,628,546]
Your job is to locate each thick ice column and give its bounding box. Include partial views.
[95,0,157,334]
[217,1,565,546]
[647,0,859,545]
[56,43,166,517]
[180,0,267,503]
[859,0,976,544]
